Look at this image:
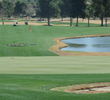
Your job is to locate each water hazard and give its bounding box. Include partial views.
[61,36,110,52]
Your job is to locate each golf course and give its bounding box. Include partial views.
[0,57,110,100]
[0,25,110,100]
[0,25,110,56]
[0,0,110,100]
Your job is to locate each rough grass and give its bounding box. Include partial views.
[0,25,110,56]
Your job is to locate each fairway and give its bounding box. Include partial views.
[0,56,110,74]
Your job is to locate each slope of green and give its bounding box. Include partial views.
[0,25,110,56]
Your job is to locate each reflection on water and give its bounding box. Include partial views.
[61,37,110,52]
[68,44,87,48]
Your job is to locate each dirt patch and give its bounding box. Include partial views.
[0,22,68,26]
[0,18,106,26]
[51,82,110,94]
[0,22,47,26]
[50,34,110,56]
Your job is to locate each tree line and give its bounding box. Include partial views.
[0,0,110,26]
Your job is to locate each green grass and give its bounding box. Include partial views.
[0,20,16,22]
[0,57,110,100]
[0,25,110,56]
[0,25,110,100]
[51,21,100,27]
[0,57,110,74]
[0,74,110,100]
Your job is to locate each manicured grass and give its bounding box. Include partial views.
[0,74,110,100]
[0,25,110,100]
[0,57,110,74]
[0,25,110,56]
[0,57,110,100]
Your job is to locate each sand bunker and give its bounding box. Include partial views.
[51,82,110,94]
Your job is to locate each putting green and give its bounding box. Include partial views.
[0,56,110,74]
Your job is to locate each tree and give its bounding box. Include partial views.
[74,0,86,27]
[85,0,94,27]
[63,0,85,27]
[2,0,14,17]
[0,1,3,17]
[25,3,36,17]
[38,0,61,26]
[0,1,4,25]
[59,0,68,21]
[93,0,105,26]
[0,0,14,25]
[93,0,110,27]
[60,0,76,26]
[103,0,110,27]
[14,1,27,17]
[67,0,75,27]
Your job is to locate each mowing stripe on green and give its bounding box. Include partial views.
[0,57,110,74]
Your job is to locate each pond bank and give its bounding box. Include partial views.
[50,34,110,56]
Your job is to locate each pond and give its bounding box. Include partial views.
[61,36,110,52]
